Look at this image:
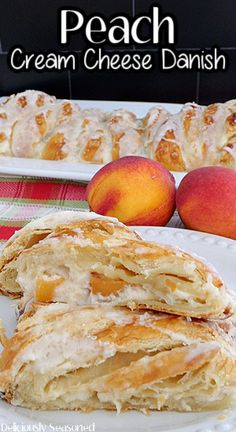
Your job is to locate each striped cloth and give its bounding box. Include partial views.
[0,176,183,244]
[0,177,88,242]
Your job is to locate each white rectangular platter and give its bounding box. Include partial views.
[0,100,185,185]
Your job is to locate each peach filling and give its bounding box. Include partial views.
[35,276,65,302]
[82,138,102,162]
[42,133,67,160]
[90,273,126,297]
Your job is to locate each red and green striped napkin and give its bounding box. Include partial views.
[0,177,88,242]
[0,176,183,244]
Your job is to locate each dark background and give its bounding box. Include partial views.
[0,0,235,104]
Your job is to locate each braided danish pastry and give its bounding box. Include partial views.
[1,90,236,169]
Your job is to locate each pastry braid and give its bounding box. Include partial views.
[2,90,235,170]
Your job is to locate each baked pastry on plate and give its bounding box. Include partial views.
[0,211,138,297]
[0,211,233,319]
[1,90,236,170]
[0,303,235,412]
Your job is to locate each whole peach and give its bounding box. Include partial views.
[86,156,176,225]
[176,167,236,240]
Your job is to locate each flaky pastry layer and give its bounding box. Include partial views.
[0,211,232,319]
[0,304,236,412]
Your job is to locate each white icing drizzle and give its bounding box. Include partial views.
[8,210,124,243]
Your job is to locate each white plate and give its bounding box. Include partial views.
[0,100,186,185]
[1,227,236,431]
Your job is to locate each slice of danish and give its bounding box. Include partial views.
[0,303,236,411]
[0,211,140,298]
[0,211,233,319]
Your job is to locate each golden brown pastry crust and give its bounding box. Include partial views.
[0,211,233,319]
[0,304,236,411]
